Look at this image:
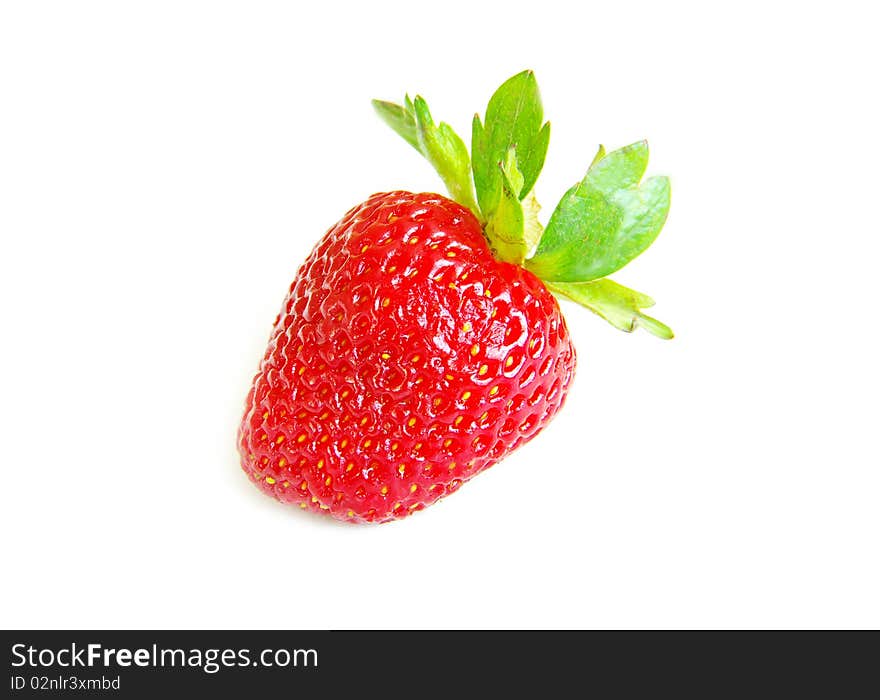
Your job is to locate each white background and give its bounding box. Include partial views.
[2,1,878,629]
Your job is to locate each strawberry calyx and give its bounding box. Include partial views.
[373,70,674,339]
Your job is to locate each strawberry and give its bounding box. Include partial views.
[240,190,576,522]
[239,71,673,522]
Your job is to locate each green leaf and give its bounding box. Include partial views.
[472,70,550,220]
[590,139,649,188]
[372,95,479,217]
[527,141,671,283]
[372,98,419,151]
[546,278,674,339]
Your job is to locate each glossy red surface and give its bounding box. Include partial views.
[239,191,576,522]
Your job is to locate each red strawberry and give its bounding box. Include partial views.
[239,191,576,522]
[239,71,673,522]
